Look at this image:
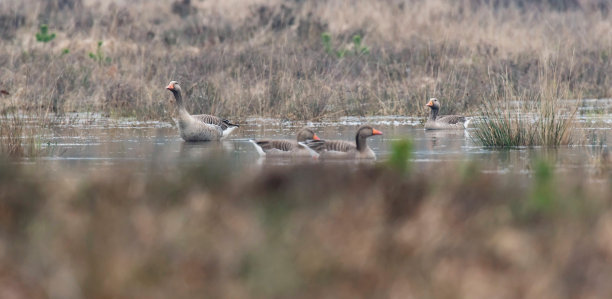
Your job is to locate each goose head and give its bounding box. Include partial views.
[166,81,182,93]
[296,127,321,142]
[426,98,441,110]
[355,125,382,151]
[357,125,383,138]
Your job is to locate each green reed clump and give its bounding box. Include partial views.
[472,77,578,147]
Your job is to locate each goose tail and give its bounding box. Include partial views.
[249,139,266,157]
[223,119,240,127]
[222,126,238,138]
[298,141,320,159]
[463,117,472,129]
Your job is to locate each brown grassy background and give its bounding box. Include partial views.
[0,0,610,120]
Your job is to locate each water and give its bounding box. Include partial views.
[11,113,610,176]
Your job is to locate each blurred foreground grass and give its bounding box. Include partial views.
[1,154,612,298]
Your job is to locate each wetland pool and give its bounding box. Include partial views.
[11,113,611,176]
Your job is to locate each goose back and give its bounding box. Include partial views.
[436,115,466,124]
[323,140,357,152]
[255,140,298,152]
[192,114,238,131]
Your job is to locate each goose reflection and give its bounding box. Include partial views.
[179,140,234,160]
[425,130,467,150]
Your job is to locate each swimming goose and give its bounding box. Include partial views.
[250,127,321,158]
[424,98,470,130]
[166,81,239,141]
[304,125,383,159]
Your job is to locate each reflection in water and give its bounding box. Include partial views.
[178,140,235,159]
[424,130,467,150]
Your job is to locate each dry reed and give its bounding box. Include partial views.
[0,0,609,120]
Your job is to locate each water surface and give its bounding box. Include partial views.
[13,112,609,176]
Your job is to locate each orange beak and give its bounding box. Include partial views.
[372,128,383,135]
[166,83,174,90]
[313,134,320,141]
[426,100,433,107]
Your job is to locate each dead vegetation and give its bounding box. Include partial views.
[0,0,609,120]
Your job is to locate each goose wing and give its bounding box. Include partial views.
[436,115,466,124]
[192,114,239,130]
[324,140,357,152]
[304,139,356,153]
[254,139,297,152]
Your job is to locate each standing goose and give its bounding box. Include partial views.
[250,127,321,158]
[424,98,470,130]
[166,81,239,141]
[304,125,383,159]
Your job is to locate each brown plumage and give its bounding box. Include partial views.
[250,127,320,157]
[308,140,356,153]
[424,98,469,130]
[166,81,239,141]
[255,139,299,152]
[192,114,238,131]
[304,125,383,159]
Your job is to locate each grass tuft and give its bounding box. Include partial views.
[472,73,578,147]
[0,113,51,158]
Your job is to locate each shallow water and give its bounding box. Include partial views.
[8,112,610,176]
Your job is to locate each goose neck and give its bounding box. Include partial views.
[172,90,189,115]
[428,108,438,121]
[356,134,367,152]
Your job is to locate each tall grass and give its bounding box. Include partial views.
[0,0,610,120]
[0,113,46,158]
[472,72,578,147]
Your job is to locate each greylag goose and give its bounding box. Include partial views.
[250,127,321,158]
[166,81,239,141]
[424,98,470,130]
[304,125,383,159]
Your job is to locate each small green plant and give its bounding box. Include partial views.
[35,25,56,43]
[352,35,370,55]
[530,159,556,212]
[321,33,370,58]
[511,158,559,221]
[321,33,332,54]
[89,41,111,65]
[387,139,413,174]
[335,48,347,58]
[61,48,70,55]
